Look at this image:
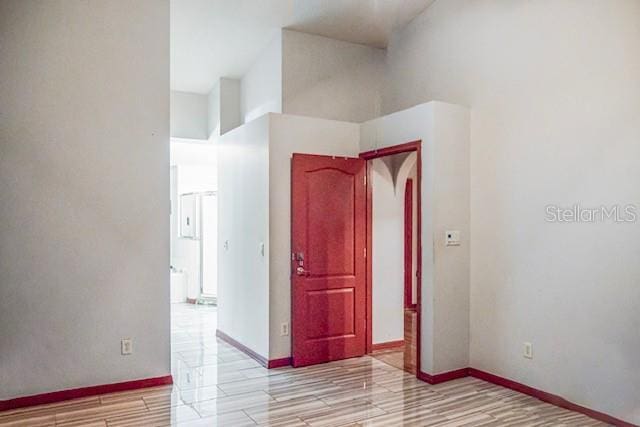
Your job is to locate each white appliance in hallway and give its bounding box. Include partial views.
[177,190,218,303]
[170,269,187,303]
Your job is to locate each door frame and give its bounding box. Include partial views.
[359,140,422,377]
[404,178,416,310]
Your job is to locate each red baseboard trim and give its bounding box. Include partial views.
[468,368,637,427]
[0,375,173,412]
[415,367,635,426]
[417,368,469,384]
[216,329,291,370]
[371,340,405,351]
[267,357,292,369]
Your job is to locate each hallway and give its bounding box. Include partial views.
[0,304,608,426]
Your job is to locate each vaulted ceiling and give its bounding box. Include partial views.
[171,0,434,94]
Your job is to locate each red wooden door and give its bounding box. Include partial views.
[291,154,367,367]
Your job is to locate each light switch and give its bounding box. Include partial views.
[446,230,461,246]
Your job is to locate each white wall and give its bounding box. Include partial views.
[201,193,218,297]
[209,78,242,137]
[176,165,217,195]
[241,29,385,126]
[170,139,217,167]
[171,90,208,139]
[431,102,471,374]
[371,153,417,345]
[219,78,242,135]
[282,30,384,123]
[361,102,471,375]
[207,82,220,137]
[268,114,361,359]
[241,33,282,124]
[0,0,169,399]
[385,1,640,423]
[217,115,270,358]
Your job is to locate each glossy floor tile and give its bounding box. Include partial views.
[0,304,609,426]
[370,348,406,372]
[370,309,417,375]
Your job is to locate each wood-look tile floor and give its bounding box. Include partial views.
[0,304,609,426]
[370,348,406,372]
[370,309,418,375]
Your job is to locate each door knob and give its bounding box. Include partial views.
[296,266,309,276]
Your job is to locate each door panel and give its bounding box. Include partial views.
[291,154,366,367]
[305,288,355,339]
[306,169,356,276]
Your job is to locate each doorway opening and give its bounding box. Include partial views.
[169,139,219,374]
[361,140,422,376]
[170,140,218,306]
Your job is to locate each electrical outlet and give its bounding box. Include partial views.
[523,342,533,359]
[121,339,133,355]
[446,230,461,246]
[280,322,289,336]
